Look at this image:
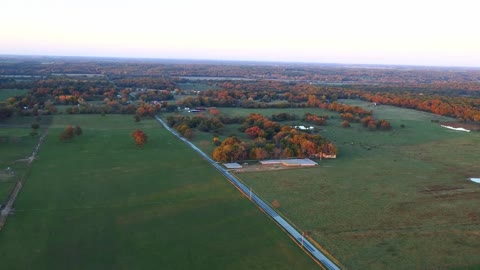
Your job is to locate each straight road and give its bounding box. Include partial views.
[155,115,341,270]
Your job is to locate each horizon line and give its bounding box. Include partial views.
[1,53,479,70]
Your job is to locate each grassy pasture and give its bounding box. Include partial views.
[0,114,318,270]
[0,116,50,205]
[0,89,29,101]
[225,101,480,269]
[177,82,219,91]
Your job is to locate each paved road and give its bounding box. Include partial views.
[155,115,341,270]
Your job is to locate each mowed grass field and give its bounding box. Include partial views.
[208,101,480,269]
[0,89,29,101]
[0,114,319,270]
[0,116,50,205]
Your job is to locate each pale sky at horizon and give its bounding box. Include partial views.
[1,0,479,67]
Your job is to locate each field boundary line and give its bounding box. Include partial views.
[305,235,347,269]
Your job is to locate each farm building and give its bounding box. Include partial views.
[259,159,318,167]
[223,163,243,169]
[292,125,314,131]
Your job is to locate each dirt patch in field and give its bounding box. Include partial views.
[233,164,313,173]
[419,185,480,201]
[467,212,479,222]
[465,230,480,237]
[432,191,480,201]
[420,185,463,193]
[440,121,480,131]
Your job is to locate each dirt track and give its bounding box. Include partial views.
[0,132,48,231]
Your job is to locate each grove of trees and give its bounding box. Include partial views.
[59,125,82,141]
[211,113,338,162]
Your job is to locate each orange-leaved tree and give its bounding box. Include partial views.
[131,129,148,147]
[59,125,75,141]
[271,199,280,209]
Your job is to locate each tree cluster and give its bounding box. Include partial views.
[360,116,392,130]
[270,112,298,122]
[212,114,337,162]
[166,114,224,139]
[303,113,328,126]
[239,113,281,140]
[59,125,82,141]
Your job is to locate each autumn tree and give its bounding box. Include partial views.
[245,126,262,138]
[304,113,327,126]
[74,125,83,136]
[361,116,375,127]
[212,136,248,162]
[213,136,221,146]
[183,129,195,140]
[340,112,354,122]
[131,129,148,147]
[175,124,195,139]
[341,120,351,128]
[378,120,392,130]
[209,108,220,116]
[249,147,269,160]
[271,199,280,209]
[59,126,75,141]
[367,120,377,130]
[320,143,338,157]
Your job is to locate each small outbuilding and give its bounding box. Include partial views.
[223,163,243,169]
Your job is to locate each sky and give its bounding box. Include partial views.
[1,0,479,67]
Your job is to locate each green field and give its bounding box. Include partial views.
[0,115,318,270]
[0,116,50,205]
[0,89,29,101]
[223,101,480,269]
[0,182,13,204]
[177,82,219,91]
